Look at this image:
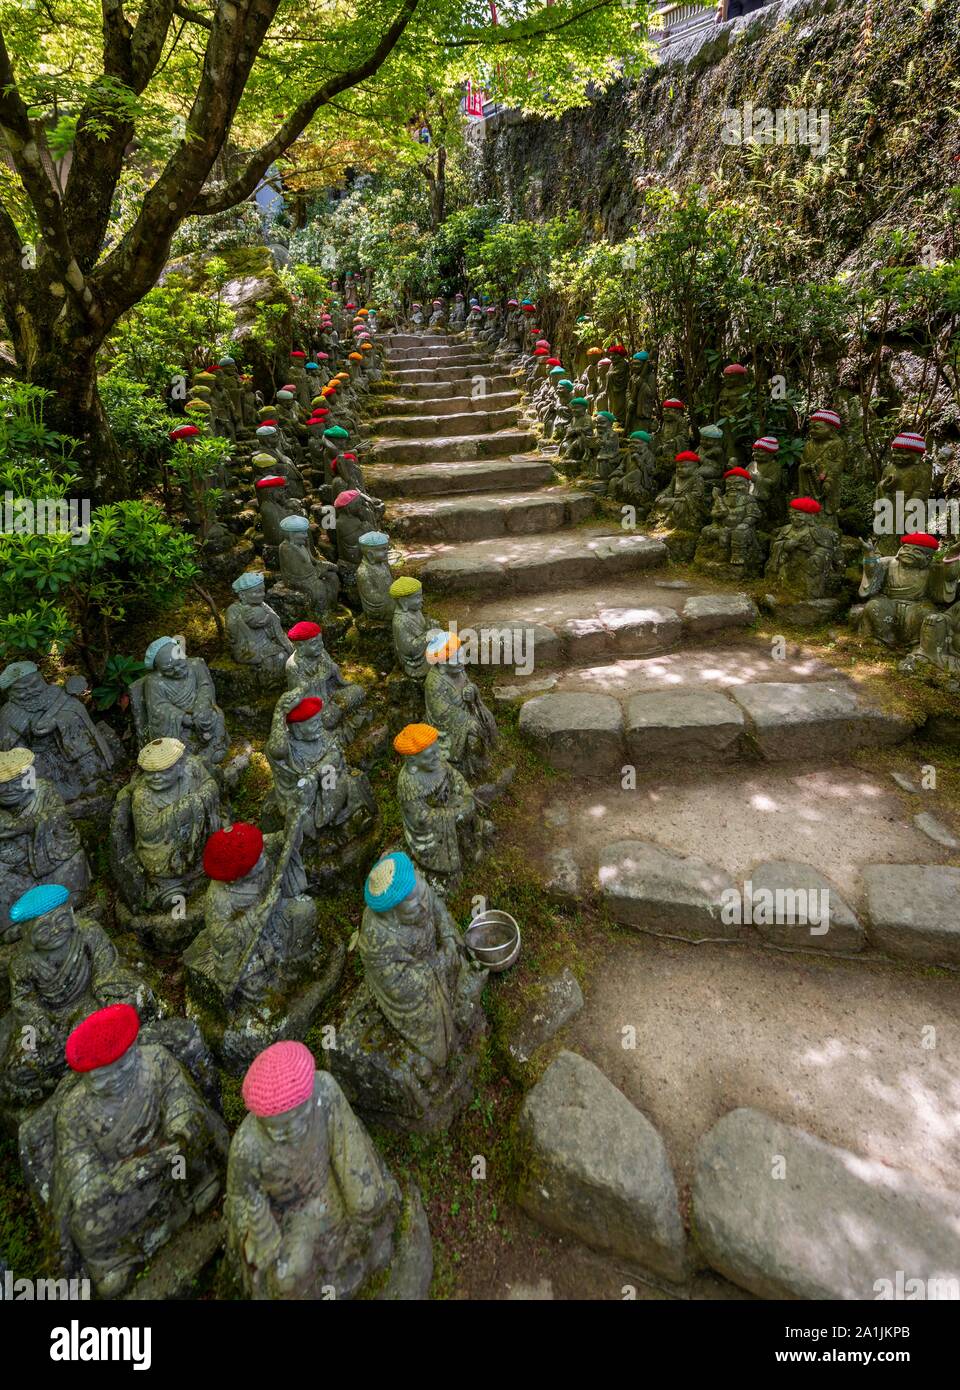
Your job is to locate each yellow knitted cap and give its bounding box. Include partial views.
[138,737,186,772]
[0,747,34,783]
[389,576,422,598]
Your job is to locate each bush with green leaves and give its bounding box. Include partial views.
[103,273,234,396]
[100,375,181,494]
[466,213,582,302]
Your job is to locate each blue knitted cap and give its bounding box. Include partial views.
[232,571,265,593]
[11,883,70,924]
[144,636,175,668]
[359,531,389,549]
[364,852,417,912]
[634,351,649,361]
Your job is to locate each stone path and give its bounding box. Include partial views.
[373,329,960,1299]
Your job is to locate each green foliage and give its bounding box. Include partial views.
[99,375,180,492]
[91,653,148,710]
[466,213,582,301]
[104,275,234,395]
[280,261,335,348]
[168,434,229,538]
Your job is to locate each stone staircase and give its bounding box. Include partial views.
[373,332,960,970]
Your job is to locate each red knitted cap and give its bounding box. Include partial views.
[334,489,359,508]
[243,1041,316,1117]
[675,451,701,462]
[66,1004,139,1073]
[724,467,752,480]
[291,351,306,359]
[255,476,286,489]
[901,532,939,549]
[169,424,200,441]
[287,621,322,641]
[203,823,264,881]
[287,696,323,723]
[791,497,821,513]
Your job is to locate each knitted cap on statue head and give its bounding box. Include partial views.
[66,1003,140,1073]
[393,723,439,756]
[203,823,264,881]
[364,851,417,912]
[242,1041,316,1118]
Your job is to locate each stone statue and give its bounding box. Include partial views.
[19,1003,228,1298]
[448,293,466,329]
[0,662,118,805]
[285,621,368,738]
[609,430,659,508]
[765,497,844,601]
[655,400,691,484]
[265,697,375,864]
[329,853,487,1133]
[602,345,630,422]
[875,433,934,555]
[225,572,294,684]
[591,411,623,491]
[647,450,709,560]
[0,887,154,1113]
[390,577,435,681]
[428,298,446,330]
[695,467,767,578]
[558,396,596,476]
[185,821,343,1069]
[910,601,960,674]
[225,1042,426,1299]
[278,514,340,620]
[0,748,90,945]
[797,409,845,516]
[696,423,727,484]
[717,363,753,466]
[334,489,383,571]
[356,531,395,622]
[133,637,228,769]
[747,436,788,526]
[854,533,959,649]
[255,474,304,549]
[109,737,221,948]
[625,351,656,434]
[394,724,493,894]
[424,632,498,781]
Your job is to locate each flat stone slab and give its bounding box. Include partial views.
[389,373,517,398]
[377,389,520,417]
[389,488,594,542]
[625,690,745,762]
[599,839,740,939]
[506,967,585,1066]
[374,405,519,437]
[419,529,667,595]
[693,1108,960,1299]
[743,861,864,952]
[913,812,960,850]
[519,692,624,776]
[731,681,912,759]
[861,864,960,965]
[681,593,758,635]
[518,1051,686,1282]
[371,429,533,464]
[367,458,555,499]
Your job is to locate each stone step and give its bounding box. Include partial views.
[387,362,509,385]
[388,488,595,543]
[371,405,519,438]
[384,374,517,399]
[366,457,557,499]
[388,346,491,365]
[416,527,667,596]
[376,389,521,417]
[518,678,912,778]
[447,591,758,672]
[370,429,534,464]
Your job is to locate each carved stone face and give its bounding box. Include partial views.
[395,875,430,928]
[240,588,267,610]
[289,712,324,743]
[300,635,326,659]
[897,544,933,569]
[154,642,188,681]
[28,903,75,953]
[809,421,835,444]
[86,1042,139,1098]
[408,743,442,777]
[143,759,184,794]
[362,544,390,566]
[257,1093,314,1145]
[0,776,30,808]
[397,593,423,614]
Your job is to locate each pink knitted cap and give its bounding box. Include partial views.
[242,1040,316,1117]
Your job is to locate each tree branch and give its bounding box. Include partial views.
[191,0,421,215]
[173,2,213,29]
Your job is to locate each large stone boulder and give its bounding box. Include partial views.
[517,1051,686,1282]
[693,1108,960,1299]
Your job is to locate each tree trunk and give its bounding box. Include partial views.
[30,347,128,501]
[431,146,447,229]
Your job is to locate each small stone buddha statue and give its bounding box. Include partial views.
[265,696,376,855]
[423,632,498,781]
[647,450,710,560]
[255,473,305,549]
[747,435,788,527]
[20,1003,228,1298]
[592,411,623,490]
[608,429,658,507]
[875,432,934,555]
[225,571,294,684]
[0,748,90,945]
[695,467,767,578]
[284,621,368,737]
[854,532,960,649]
[717,363,753,466]
[448,293,466,329]
[355,531,395,622]
[279,514,340,620]
[334,489,382,571]
[225,1041,413,1299]
[133,637,228,768]
[0,887,154,1113]
[797,409,845,517]
[329,852,488,1133]
[390,577,435,681]
[655,399,691,484]
[625,350,656,434]
[394,724,493,894]
[109,737,222,945]
[558,396,596,476]
[696,423,727,484]
[0,662,118,805]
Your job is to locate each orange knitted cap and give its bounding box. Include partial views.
[393,723,439,755]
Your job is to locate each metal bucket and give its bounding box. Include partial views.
[464,910,521,973]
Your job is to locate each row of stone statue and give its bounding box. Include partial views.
[9,843,484,1298]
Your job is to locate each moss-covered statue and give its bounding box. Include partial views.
[109,737,222,950]
[255,473,304,548]
[695,467,767,579]
[601,344,630,421]
[0,748,90,948]
[655,399,691,485]
[696,423,727,484]
[225,571,294,685]
[874,432,934,555]
[329,852,488,1134]
[542,376,573,444]
[747,435,788,527]
[0,886,154,1115]
[717,362,752,466]
[647,450,710,561]
[0,661,119,807]
[908,597,960,673]
[590,411,623,491]
[277,513,341,622]
[765,497,844,601]
[390,577,435,681]
[423,632,498,781]
[355,531,395,664]
[19,1003,228,1298]
[558,396,596,477]
[265,696,376,875]
[796,409,845,517]
[285,620,368,739]
[185,821,344,1072]
[854,532,959,649]
[131,636,228,769]
[624,350,656,434]
[225,1040,431,1299]
[393,723,493,895]
[608,429,658,508]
